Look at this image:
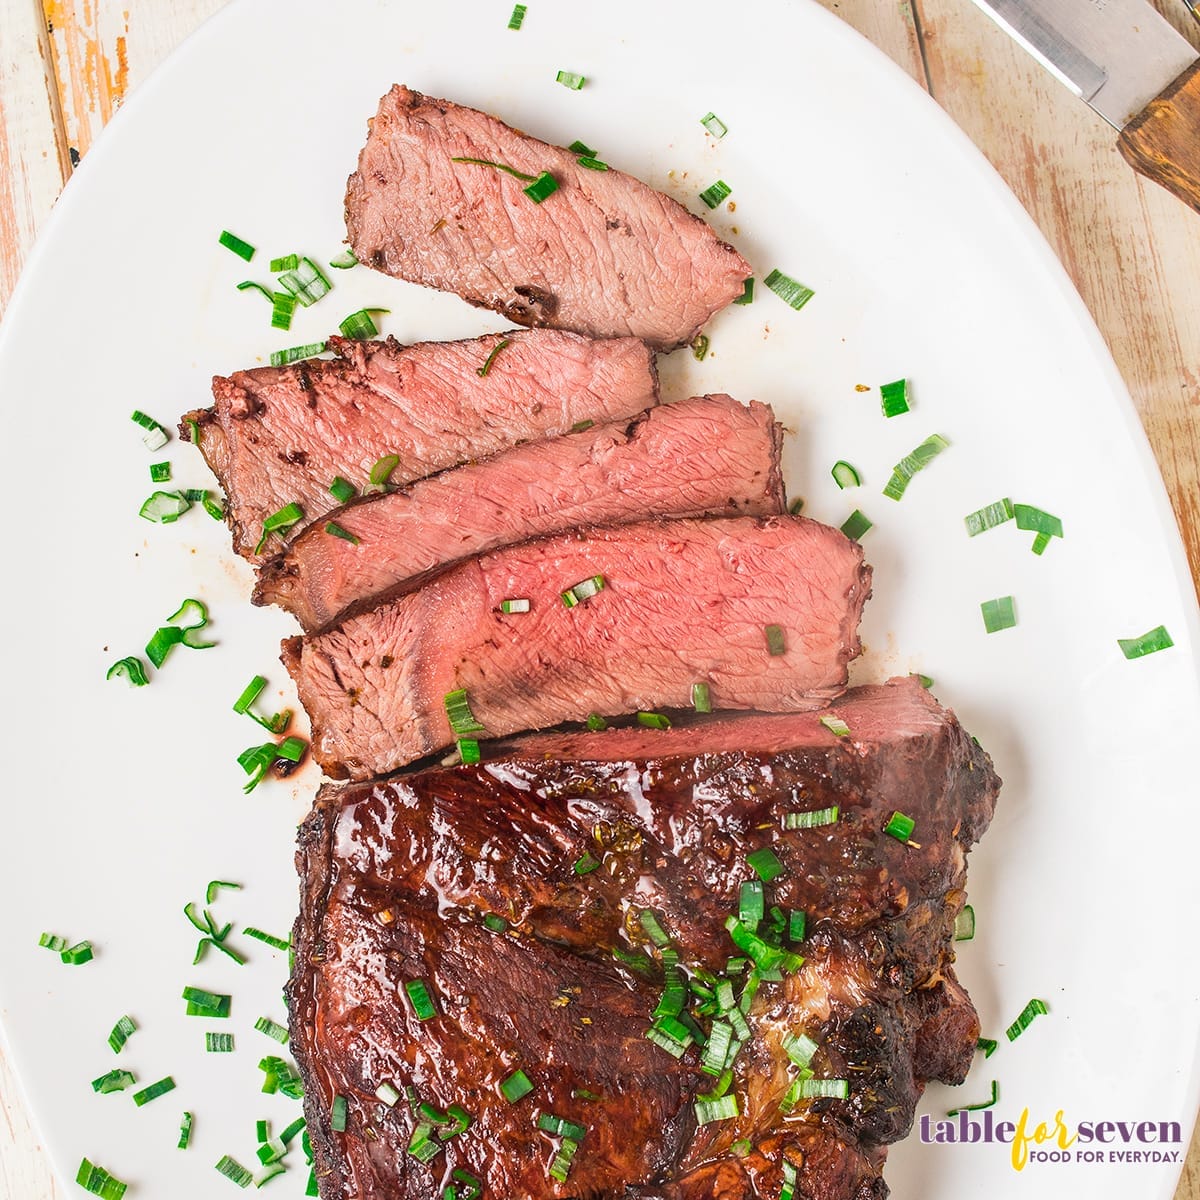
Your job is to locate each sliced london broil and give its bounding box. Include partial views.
[255,395,785,631]
[289,678,1000,1200]
[282,515,872,780]
[344,86,751,350]
[181,330,658,560]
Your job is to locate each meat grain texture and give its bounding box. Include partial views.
[288,679,1000,1200]
[345,86,751,349]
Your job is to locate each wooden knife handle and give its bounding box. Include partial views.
[1117,60,1200,216]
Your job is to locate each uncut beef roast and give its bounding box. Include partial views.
[255,395,785,632]
[345,86,751,349]
[182,329,658,560]
[281,515,872,780]
[288,678,1001,1200]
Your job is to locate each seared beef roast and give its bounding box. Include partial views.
[288,678,1000,1199]
[281,515,871,780]
[182,330,658,560]
[254,395,785,632]
[344,86,751,350]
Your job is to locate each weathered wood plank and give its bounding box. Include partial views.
[816,0,928,86]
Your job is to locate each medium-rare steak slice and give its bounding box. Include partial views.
[181,329,658,561]
[345,86,752,350]
[255,395,785,632]
[288,678,1000,1200]
[281,515,871,780]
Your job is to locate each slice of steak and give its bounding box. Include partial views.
[288,678,1000,1200]
[345,86,751,349]
[255,395,785,632]
[281,515,872,780]
[180,329,658,561]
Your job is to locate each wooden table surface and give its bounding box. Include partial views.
[3,1,1200,1197]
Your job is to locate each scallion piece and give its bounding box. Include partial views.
[884,811,916,843]
[800,1077,849,1099]
[269,291,295,331]
[444,688,485,735]
[639,909,671,947]
[269,342,326,368]
[637,711,671,730]
[747,846,784,883]
[451,1168,482,1200]
[106,656,149,687]
[243,926,289,951]
[92,1069,136,1093]
[328,476,356,504]
[132,1076,176,1106]
[788,909,807,942]
[954,905,976,941]
[1118,624,1173,659]
[374,1081,400,1107]
[38,932,66,951]
[457,738,482,765]
[1005,998,1049,1041]
[783,806,839,829]
[573,851,601,875]
[256,502,304,552]
[765,624,786,656]
[586,712,608,731]
[764,268,814,311]
[483,913,509,933]
[178,1111,193,1149]
[61,940,94,965]
[131,408,170,451]
[695,1093,739,1125]
[840,509,872,540]
[277,257,332,307]
[324,520,359,545]
[182,985,231,1018]
[965,497,1015,536]
[408,1121,441,1163]
[500,1068,534,1102]
[691,333,710,361]
[523,171,559,203]
[216,1154,254,1188]
[731,277,754,307]
[980,595,1017,634]
[977,1036,998,1057]
[556,70,586,89]
[508,3,527,28]
[782,1031,818,1068]
[500,597,531,614]
[700,111,728,138]
[947,1079,999,1116]
[339,308,388,340]
[831,460,860,489]
[880,378,909,418]
[569,139,596,156]
[405,978,438,1021]
[537,1112,587,1140]
[450,156,537,182]
[577,155,609,170]
[255,1017,290,1045]
[691,681,712,713]
[276,735,306,763]
[819,715,850,737]
[77,1158,128,1199]
[269,254,299,273]
[206,1032,234,1052]
[562,574,606,606]
[140,490,192,524]
[781,1159,798,1200]
[108,1015,137,1053]
[548,1137,580,1183]
[699,180,731,209]
[739,880,764,926]
[476,337,511,377]
[328,248,358,269]
[219,231,255,261]
[238,281,274,305]
[1014,503,1063,541]
[882,433,950,501]
[149,461,172,483]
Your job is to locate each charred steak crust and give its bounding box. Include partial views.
[253,394,787,633]
[344,86,752,349]
[287,679,1000,1200]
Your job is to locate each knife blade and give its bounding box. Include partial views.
[968,0,1200,215]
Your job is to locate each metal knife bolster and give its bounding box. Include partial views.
[970,0,1199,128]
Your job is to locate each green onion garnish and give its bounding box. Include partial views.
[328,248,358,269]
[476,337,511,377]
[947,1079,999,1115]
[408,1121,441,1163]
[243,926,289,951]
[233,678,291,734]
[840,509,872,540]
[324,521,359,545]
[569,139,596,156]
[977,1037,998,1057]
[451,1168,483,1200]
[92,1069,136,1093]
[451,156,537,182]
[500,1068,534,1102]
[149,461,171,483]
[731,277,754,306]
[782,1031,818,1068]
[980,595,1017,633]
[61,940,94,965]
[884,811,916,843]
[339,308,388,340]
[256,502,304,553]
[255,1017,289,1045]
[831,460,860,489]
[1014,503,1063,543]
[508,3,527,28]
[695,1094,739,1125]
[747,846,784,882]
[783,806,839,829]
[178,1111,193,1150]
[700,111,728,138]
[691,333,710,361]
[1118,624,1173,659]
[699,180,731,209]
[38,932,66,951]
[270,291,295,331]
[132,1076,176,1106]
[692,681,712,713]
[800,1078,849,1099]
[537,1112,587,1140]
[882,434,949,501]
[739,880,764,925]
[573,852,601,875]
[77,1158,128,1199]
[500,597,531,614]
[374,1081,400,1107]
[237,280,273,302]
[586,712,608,731]
[577,156,608,170]
[219,231,255,261]
[405,979,438,1021]
[140,490,192,524]
[269,342,327,368]
[954,905,975,941]
[781,1159,798,1200]
[216,1154,254,1188]
[562,574,606,607]
[765,624,786,656]
[764,268,814,311]
[457,738,482,765]
[270,254,299,272]
[329,1095,348,1132]
[556,70,586,89]
[108,1015,136,1053]
[182,985,231,1018]
[1006,998,1049,1041]
[788,910,806,942]
[131,408,170,450]
[637,711,671,730]
[329,476,356,504]
[277,257,332,307]
[639,909,672,947]
[819,715,850,737]
[106,657,149,687]
[548,1137,580,1183]
[483,913,509,933]
[444,688,486,735]
[206,1032,234,1052]
[965,497,1014,536]
[523,171,559,203]
[788,497,804,515]
[880,378,909,417]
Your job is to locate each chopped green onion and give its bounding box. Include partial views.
[732,276,754,305]
[500,597,531,614]
[270,291,295,331]
[1006,998,1049,1041]
[324,521,359,545]
[501,1068,534,1102]
[556,70,586,89]
[408,1121,441,1163]
[108,1015,137,1053]
[764,268,814,311]
[577,155,608,170]
[374,1081,400,1107]
[276,735,306,763]
[523,171,559,203]
[219,231,255,261]
[537,1112,587,1140]
[739,879,765,925]
[700,1022,734,1076]
[305,1170,318,1196]
[325,1095,347,1133]
[918,673,934,688]
[965,497,1015,536]
[444,688,486,735]
[457,738,482,765]
[483,913,509,933]
[645,1018,693,1057]
[570,418,595,433]
[586,712,608,731]
[140,490,192,524]
[695,1094,739,1125]
[132,1076,176,1106]
[637,711,671,730]
[256,502,304,552]
[831,460,860,489]
[149,461,171,483]
[339,308,388,340]
[233,678,291,734]
[1031,531,1051,555]
[783,806,839,829]
[405,978,438,1021]
[947,1079,999,1115]
[61,940,94,965]
[840,509,872,540]
[269,342,326,367]
[880,378,909,418]
[131,408,170,450]
[765,624,786,656]
[788,910,807,942]
[819,715,850,737]
[329,248,358,269]
[954,905,976,941]
[788,497,804,515]
[216,1154,254,1188]
[692,681,712,713]
[800,1078,849,1099]
[569,139,596,156]
[178,1111,193,1149]
[269,254,299,273]
[1118,624,1173,659]
[77,1158,128,1199]
[977,1037,998,1057]
[1014,503,1063,541]
[277,257,332,307]
[106,657,149,687]
[980,595,1017,633]
[884,811,916,842]
[639,909,671,947]
[782,1031,818,1068]
[781,1159,798,1200]
[700,111,728,138]
[548,1137,580,1183]
[883,433,950,501]
[243,926,289,951]
[37,931,66,951]
[508,3,527,28]
[206,1032,235,1052]
[329,476,356,504]
[451,1168,482,1200]
[450,156,536,182]
[747,846,784,882]
[237,280,274,303]
[573,851,601,875]
[255,1017,289,1045]
[182,985,231,1018]
[699,180,731,209]
[562,574,606,606]
[92,1069,137,1093]
[476,337,511,377]
[255,1162,286,1187]
[691,333,710,361]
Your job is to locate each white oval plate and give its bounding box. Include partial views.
[2,1,1199,1197]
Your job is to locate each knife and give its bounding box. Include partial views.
[967,0,1200,216]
